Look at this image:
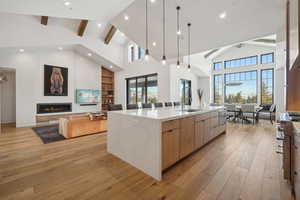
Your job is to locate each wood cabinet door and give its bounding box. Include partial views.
[195,120,205,149]
[294,135,300,200]
[203,118,211,145]
[180,117,195,159]
[162,129,180,170]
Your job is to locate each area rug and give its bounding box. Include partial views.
[32,125,65,144]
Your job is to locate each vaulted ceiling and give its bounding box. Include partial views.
[112,0,285,60]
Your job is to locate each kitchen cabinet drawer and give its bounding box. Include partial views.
[195,113,211,122]
[162,129,180,170]
[162,119,180,132]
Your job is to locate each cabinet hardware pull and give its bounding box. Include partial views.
[295,171,298,176]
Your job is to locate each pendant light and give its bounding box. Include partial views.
[161,0,166,65]
[187,23,191,71]
[144,0,150,61]
[176,6,181,69]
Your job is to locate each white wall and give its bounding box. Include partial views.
[0,49,101,127]
[198,77,210,105]
[0,71,16,123]
[169,66,201,107]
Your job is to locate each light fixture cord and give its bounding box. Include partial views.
[177,7,180,64]
[188,24,191,67]
[146,0,149,51]
[163,0,166,57]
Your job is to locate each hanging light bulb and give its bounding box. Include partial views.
[187,23,192,71]
[161,0,167,65]
[176,6,181,69]
[144,0,150,61]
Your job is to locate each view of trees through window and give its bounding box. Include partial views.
[214,75,223,104]
[225,71,257,104]
[261,69,273,104]
[126,74,158,104]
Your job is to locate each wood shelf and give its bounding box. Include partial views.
[101,67,114,112]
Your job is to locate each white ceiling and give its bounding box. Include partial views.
[0,0,135,21]
[112,0,285,60]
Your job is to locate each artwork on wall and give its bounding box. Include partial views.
[44,65,68,96]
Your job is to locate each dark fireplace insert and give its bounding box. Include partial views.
[37,103,72,114]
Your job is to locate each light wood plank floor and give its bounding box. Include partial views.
[0,122,293,200]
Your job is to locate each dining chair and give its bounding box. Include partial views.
[269,104,276,124]
[164,102,173,107]
[173,102,181,106]
[142,103,152,109]
[225,104,237,121]
[108,104,123,111]
[154,102,163,108]
[127,104,139,110]
[240,104,257,124]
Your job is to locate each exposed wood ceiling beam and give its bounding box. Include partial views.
[104,25,117,45]
[41,16,48,25]
[78,20,89,37]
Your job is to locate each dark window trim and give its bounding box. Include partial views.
[224,55,258,69]
[213,74,223,103]
[260,52,275,64]
[224,70,258,104]
[260,68,274,104]
[213,62,223,70]
[126,73,158,105]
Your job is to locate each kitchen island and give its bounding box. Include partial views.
[107,106,226,181]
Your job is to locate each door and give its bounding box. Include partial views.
[195,120,205,149]
[180,117,195,159]
[180,79,192,105]
[162,129,180,170]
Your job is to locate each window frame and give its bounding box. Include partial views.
[260,68,274,105]
[180,79,192,105]
[126,73,158,105]
[224,70,258,104]
[213,74,223,104]
[260,53,274,64]
[213,62,223,70]
[224,55,258,69]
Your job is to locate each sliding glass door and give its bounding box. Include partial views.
[126,74,158,105]
[180,79,192,105]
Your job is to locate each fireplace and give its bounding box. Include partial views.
[37,103,72,114]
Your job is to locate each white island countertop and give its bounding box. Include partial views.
[108,106,224,121]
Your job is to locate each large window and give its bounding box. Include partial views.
[214,75,223,104]
[213,62,222,70]
[126,74,158,104]
[224,56,258,69]
[225,71,257,103]
[261,53,274,64]
[261,69,274,104]
[180,79,192,105]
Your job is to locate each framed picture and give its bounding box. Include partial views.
[44,65,68,96]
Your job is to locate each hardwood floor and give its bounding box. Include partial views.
[0,122,293,200]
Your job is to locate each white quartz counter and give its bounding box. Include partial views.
[108,106,224,121]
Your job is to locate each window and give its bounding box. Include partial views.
[214,75,223,104]
[225,71,257,103]
[138,47,145,60]
[128,45,135,63]
[261,53,274,64]
[261,69,274,104]
[180,79,192,105]
[126,74,158,104]
[213,62,222,70]
[224,56,258,69]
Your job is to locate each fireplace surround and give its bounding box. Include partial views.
[37,103,72,114]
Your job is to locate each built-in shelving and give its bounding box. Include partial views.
[101,67,114,112]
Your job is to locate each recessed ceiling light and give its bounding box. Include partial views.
[97,23,102,28]
[124,15,129,21]
[88,53,92,57]
[19,49,24,53]
[58,47,63,51]
[120,32,125,36]
[177,30,181,35]
[64,1,71,6]
[150,0,156,3]
[219,12,227,19]
[109,65,113,69]
[152,42,156,47]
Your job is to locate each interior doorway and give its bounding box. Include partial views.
[0,68,16,132]
[180,79,192,105]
